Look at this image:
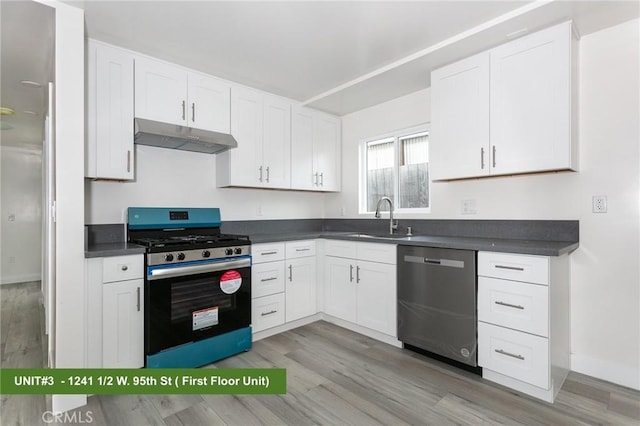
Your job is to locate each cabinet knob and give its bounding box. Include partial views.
[121,265,128,271]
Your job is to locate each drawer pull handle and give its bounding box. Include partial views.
[495,349,525,360]
[495,265,525,271]
[349,264,354,282]
[260,251,278,256]
[260,277,277,282]
[136,287,140,312]
[295,248,310,252]
[121,265,128,271]
[356,266,361,283]
[288,264,293,282]
[495,301,524,310]
[261,310,277,317]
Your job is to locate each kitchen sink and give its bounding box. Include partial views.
[347,233,411,240]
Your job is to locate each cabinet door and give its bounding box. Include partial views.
[187,73,230,133]
[286,257,317,322]
[356,260,396,336]
[102,279,143,368]
[87,42,134,180]
[291,106,315,190]
[490,22,572,175]
[314,113,341,191]
[430,52,490,180]
[228,86,263,186]
[323,256,357,322]
[134,56,187,126]
[262,95,291,188]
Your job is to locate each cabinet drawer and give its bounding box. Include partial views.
[252,293,285,333]
[286,240,316,259]
[324,239,357,259]
[357,242,396,264]
[478,277,549,337]
[103,255,143,283]
[478,252,549,285]
[252,243,285,264]
[478,322,549,389]
[252,261,285,298]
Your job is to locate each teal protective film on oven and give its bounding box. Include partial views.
[128,207,221,230]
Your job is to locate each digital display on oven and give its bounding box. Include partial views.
[169,211,189,220]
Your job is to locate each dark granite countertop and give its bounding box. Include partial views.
[85,224,146,258]
[249,232,578,256]
[85,242,146,258]
[86,219,579,258]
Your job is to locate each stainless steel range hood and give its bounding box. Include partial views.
[134,118,238,154]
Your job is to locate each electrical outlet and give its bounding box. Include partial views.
[461,199,477,215]
[592,195,607,213]
[8,256,15,264]
[340,207,347,217]
[256,205,263,216]
[8,213,15,222]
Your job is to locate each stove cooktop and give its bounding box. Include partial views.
[132,234,250,249]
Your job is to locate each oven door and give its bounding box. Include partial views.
[145,256,251,356]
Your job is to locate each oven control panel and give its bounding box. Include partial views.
[148,246,251,266]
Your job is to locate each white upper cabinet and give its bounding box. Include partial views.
[187,73,231,134]
[430,21,577,180]
[134,56,230,133]
[291,106,341,191]
[430,52,490,180]
[263,96,292,188]
[134,56,187,126]
[490,22,574,175]
[291,107,315,190]
[313,112,341,191]
[86,40,134,180]
[217,86,291,189]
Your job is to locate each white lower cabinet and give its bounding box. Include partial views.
[86,254,144,368]
[251,240,317,334]
[286,255,317,322]
[103,278,144,368]
[323,241,397,337]
[477,251,570,403]
[323,256,357,322]
[252,293,286,332]
[355,260,396,336]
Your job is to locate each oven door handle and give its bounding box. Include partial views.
[148,258,251,280]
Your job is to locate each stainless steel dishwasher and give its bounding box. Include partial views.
[397,245,477,367]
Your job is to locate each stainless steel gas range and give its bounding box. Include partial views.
[128,207,252,368]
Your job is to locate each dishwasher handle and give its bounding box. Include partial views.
[403,255,465,269]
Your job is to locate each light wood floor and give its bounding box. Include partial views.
[1,281,639,425]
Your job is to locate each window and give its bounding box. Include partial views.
[360,124,430,214]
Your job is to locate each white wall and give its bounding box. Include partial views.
[86,144,327,224]
[326,19,640,389]
[0,146,42,284]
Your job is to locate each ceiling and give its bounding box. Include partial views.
[1,1,638,149]
[0,0,54,148]
[66,0,639,116]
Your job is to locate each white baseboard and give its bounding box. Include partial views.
[571,353,640,390]
[1,273,41,285]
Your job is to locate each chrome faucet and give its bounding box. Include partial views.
[374,196,398,235]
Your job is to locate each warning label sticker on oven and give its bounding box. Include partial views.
[220,270,242,294]
[193,306,219,331]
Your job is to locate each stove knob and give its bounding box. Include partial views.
[177,252,185,261]
[234,248,242,255]
[225,248,233,256]
[164,253,174,262]
[202,250,211,258]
